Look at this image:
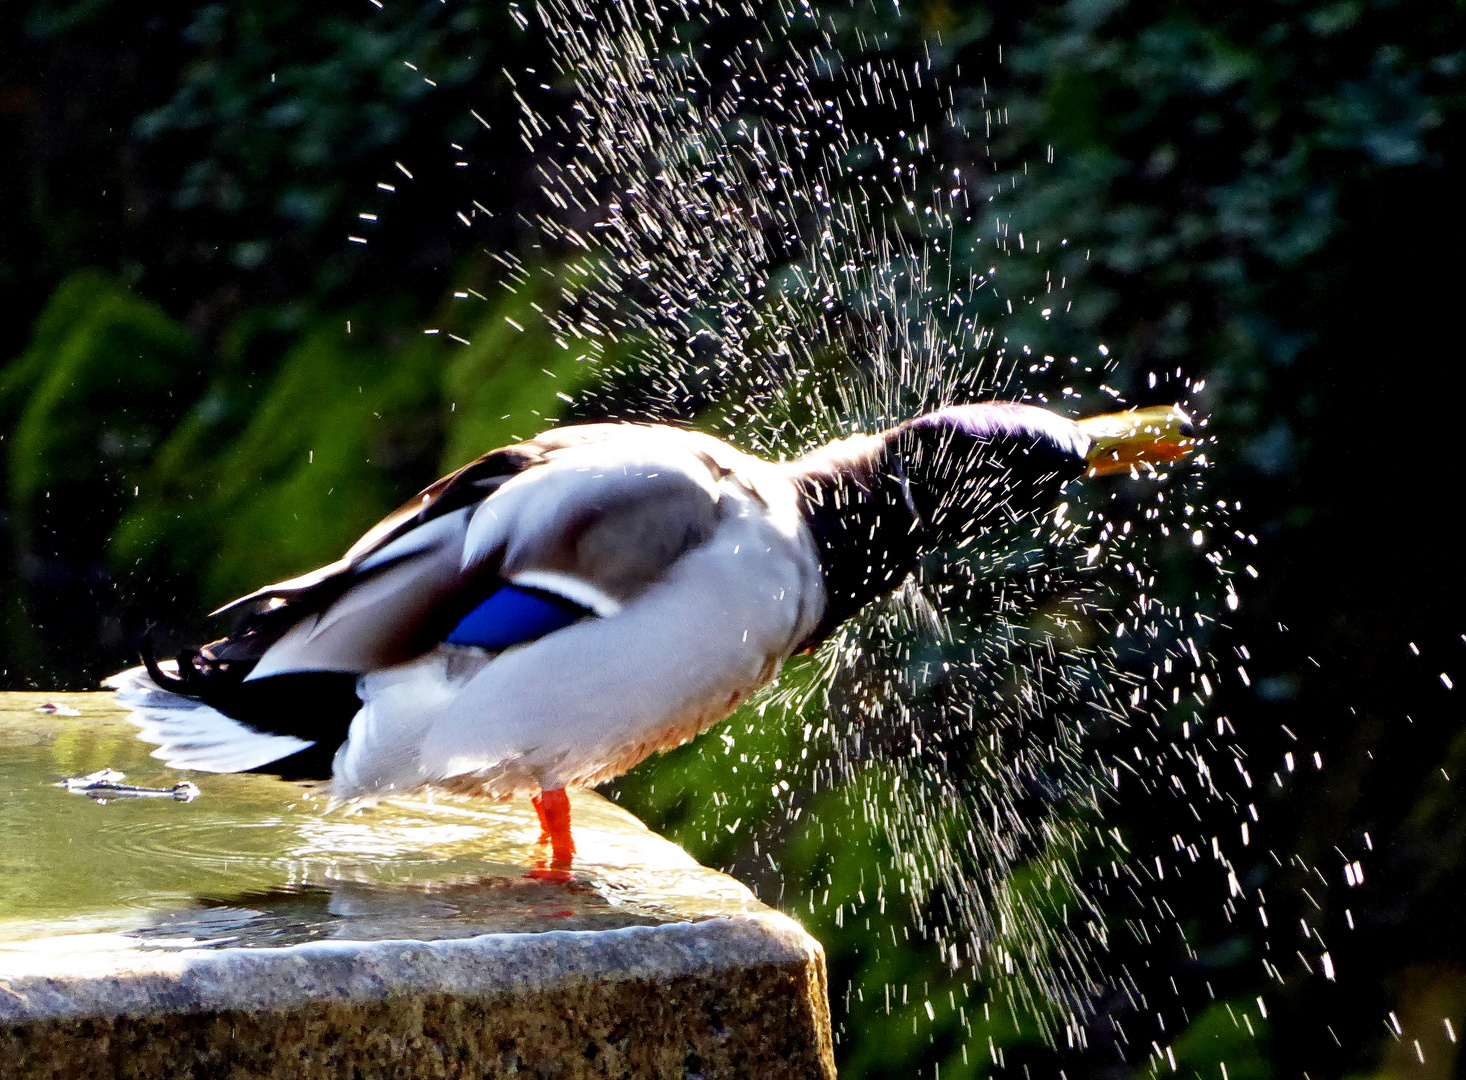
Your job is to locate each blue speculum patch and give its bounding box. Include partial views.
[445,585,590,651]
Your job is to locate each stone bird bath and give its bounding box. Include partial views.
[0,692,834,1079]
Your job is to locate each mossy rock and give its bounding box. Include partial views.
[1,270,198,554]
[111,273,601,611]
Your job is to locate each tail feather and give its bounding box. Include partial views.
[106,665,316,774]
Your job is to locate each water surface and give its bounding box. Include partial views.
[0,693,754,951]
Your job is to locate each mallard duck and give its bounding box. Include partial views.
[106,403,1191,864]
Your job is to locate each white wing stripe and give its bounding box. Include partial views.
[508,570,622,616]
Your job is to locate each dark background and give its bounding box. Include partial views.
[2,0,1465,1076]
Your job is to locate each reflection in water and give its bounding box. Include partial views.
[0,694,758,951]
[130,877,663,948]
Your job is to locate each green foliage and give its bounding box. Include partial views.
[1161,998,1272,1080]
[125,0,498,289]
[107,277,599,613]
[0,263,597,676]
[437,273,609,472]
[1,270,197,536]
[0,0,535,376]
[112,318,442,606]
[0,269,200,674]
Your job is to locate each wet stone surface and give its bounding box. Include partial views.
[0,693,835,1079]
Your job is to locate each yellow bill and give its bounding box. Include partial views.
[1077,405,1196,477]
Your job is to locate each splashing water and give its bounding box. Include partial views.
[449,0,1250,1063]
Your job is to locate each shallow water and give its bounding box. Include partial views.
[0,693,756,951]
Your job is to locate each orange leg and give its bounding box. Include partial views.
[530,787,576,867]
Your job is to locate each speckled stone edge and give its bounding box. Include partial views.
[0,912,836,1080]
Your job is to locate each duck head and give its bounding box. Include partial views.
[788,402,1192,645]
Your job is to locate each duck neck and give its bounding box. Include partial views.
[787,429,928,648]
[789,405,1092,649]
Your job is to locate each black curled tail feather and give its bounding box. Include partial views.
[141,629,196,696]
[141,631,241,700]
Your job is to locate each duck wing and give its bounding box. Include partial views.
[241,423,730,679]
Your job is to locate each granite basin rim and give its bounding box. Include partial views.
[0,911,820,1023]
